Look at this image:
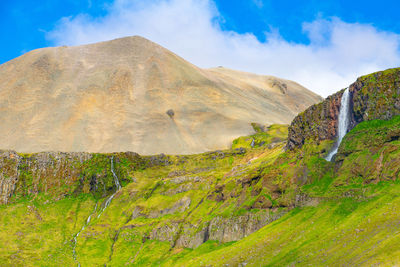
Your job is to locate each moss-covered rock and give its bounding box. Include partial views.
[286,67,400,150]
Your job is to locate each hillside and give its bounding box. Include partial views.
[0,36,321,155]
[0,68,399,266]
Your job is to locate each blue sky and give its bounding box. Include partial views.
[216,0,400,43]
[1,0,400,96]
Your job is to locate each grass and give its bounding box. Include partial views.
[0,194,96,266]
[232,124,287,150]
[0,115,399,266]
[179,182,400,266]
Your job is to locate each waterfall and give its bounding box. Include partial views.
[97,156,121,218]
[325,88,351,161]
[110,156,121,190]
[72,156,122,265]
[72,203,98,265]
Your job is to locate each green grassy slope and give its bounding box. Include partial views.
[0,116,399,266]
[179,182,400,266]
[0,125,289,266]
[171,115,400,266]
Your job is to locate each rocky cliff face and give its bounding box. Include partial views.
[286,90,344,150]
[148,209,286,249]
[0,151,20,204]
[0,151,144,204]
[351,68,400,124]
[286,68,400,150]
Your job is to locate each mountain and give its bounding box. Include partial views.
[0,36,321,154]
[0,68,399,266]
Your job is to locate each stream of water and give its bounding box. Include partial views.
[326,88,351,161]
[97,156,121,218]
[72,203,98,265]
[72,156,121,265]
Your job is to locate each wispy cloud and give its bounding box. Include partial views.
[252,0,264,9]
[47,0,400,97]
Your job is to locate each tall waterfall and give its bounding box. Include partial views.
[326,88,351,161]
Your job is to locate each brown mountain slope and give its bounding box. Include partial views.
[0,36,322,154]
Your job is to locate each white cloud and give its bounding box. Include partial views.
[252,0,264,9]
[47,0,400,97]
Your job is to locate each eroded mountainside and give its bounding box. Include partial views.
[0,68,400,266]
[0,36,321,155]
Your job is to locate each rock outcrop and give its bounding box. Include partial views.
[0,151,20,204]
[179,210,285,248]
[286,68,400,150]
[147,210,286,249]
[351,68,400,124]
[286,90,344,150]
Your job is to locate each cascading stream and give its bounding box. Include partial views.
[111,156,121,190]
[97,156,121,218]
[72,203,98,266]
[326,88,351,161]
[72,156,122,265]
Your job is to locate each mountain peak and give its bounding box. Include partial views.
[0,37,321,154]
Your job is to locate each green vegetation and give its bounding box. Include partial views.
[0,115,399,266]
[180,182,400,266]
[232,124,288,149]
[353,67,400,121]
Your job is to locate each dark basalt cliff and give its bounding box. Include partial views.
[0,151,143,205]
[286,68,400,150]
[285,89,344,150]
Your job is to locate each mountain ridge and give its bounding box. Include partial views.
[0,35,322,154]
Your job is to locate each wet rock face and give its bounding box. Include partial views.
[286,91,343,150]
[286,68,400,150]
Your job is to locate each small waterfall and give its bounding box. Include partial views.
[326,88,351,161]
[97,156,121,218]
[110,156,121,190]
[72,203,98,266]
[72,156,122,265]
